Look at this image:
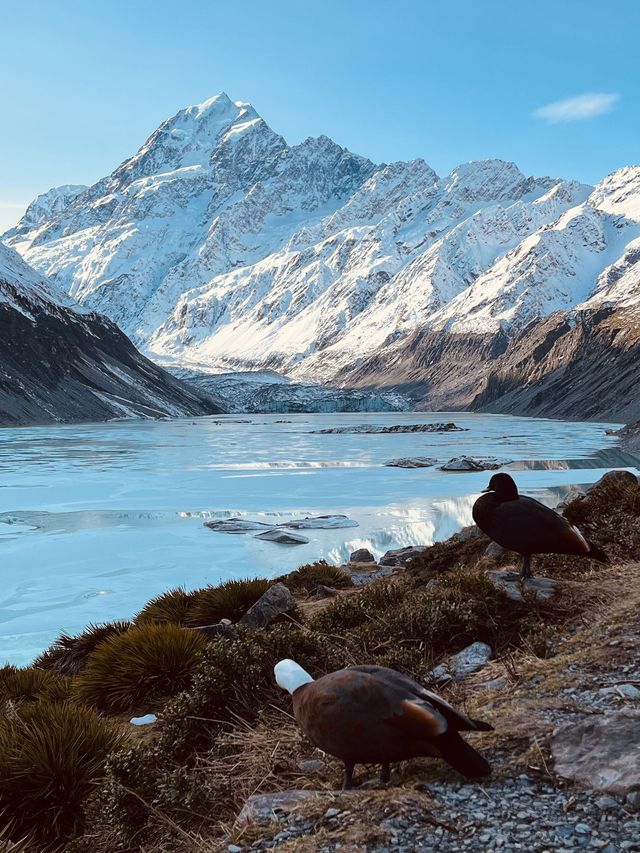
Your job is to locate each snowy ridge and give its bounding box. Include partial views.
[3,93,640,380]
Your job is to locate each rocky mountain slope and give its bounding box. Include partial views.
[4,93,640,420]
[0,243,222,426]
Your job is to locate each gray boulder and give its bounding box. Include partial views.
[552,711,640,792]
[349,548,375,563]
[430,641,493,685]
[238,582,296,629]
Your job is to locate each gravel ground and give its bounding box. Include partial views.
[234,776,639,852]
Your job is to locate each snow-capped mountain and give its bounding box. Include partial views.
[4,93,640,394]
[0,243,221,426]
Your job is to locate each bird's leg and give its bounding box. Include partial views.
[342,762,355,790]
[379,762,391,785]
[520,554,532,580]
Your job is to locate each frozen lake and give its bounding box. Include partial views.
[0,412,637,665]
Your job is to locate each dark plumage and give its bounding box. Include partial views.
[473,473,608,579]
[275,659,492,789]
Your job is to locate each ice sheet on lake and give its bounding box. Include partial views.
[0,411,636,665]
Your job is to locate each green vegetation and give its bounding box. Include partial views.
[74,623,208,712]
[279,560,354,592]
[186,577,272,626]
[34,621,131,676]
[0,701,122,847]
[0,665,71,705]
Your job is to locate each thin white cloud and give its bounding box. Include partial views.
[533,92,620,123]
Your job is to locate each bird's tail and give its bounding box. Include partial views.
[587,539,609,564]
[435,731,491,778]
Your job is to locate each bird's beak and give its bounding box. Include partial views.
[481,487,492,493]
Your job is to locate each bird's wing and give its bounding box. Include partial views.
[386,697,448,740]
[347,665,489,732]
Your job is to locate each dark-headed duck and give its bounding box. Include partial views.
[473,473,608,579]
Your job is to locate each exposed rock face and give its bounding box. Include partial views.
[0,244,221,426]
[552,712,640,792]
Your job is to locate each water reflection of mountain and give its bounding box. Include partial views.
[509,448,640,471]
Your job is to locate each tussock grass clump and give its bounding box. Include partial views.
[134,586,201,627]
[186,577,272,626]
[34,621,131,676]
[407,530,491,583]
[74,623,207,712]
[0,665,71,705]
[279,560,354,593]
[0,700,123,847]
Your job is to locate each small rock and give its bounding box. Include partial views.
[324,807,339,818]
[484,540,506,560]
[575,823,592,834]
[192,618,235,639]
[625,790,640,811]
[312,584,338,598]
[384,457,437,468]
[595,795,619,811]
[349,548,375,563]
[599,683,640,700]
[297,759,325,774]
[253,529,309,545]
[238,583,296,629]
[228,846,242,853]
[487,570,558,602]
[236,791,333,826]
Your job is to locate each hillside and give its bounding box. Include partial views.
[0,243,223,426]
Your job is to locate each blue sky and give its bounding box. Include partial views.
[1,0,638,231]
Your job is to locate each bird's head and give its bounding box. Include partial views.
[483,472,519,500]
[274,659,314,694]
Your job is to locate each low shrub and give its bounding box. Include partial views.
[74,623,207,712]
[134,587,201,626]
[407,530,491,583]
[34,621,131,676]
[0,700,123,847]
[157,623,346,761]
[186,578,272,626]
[279,560,353,593]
